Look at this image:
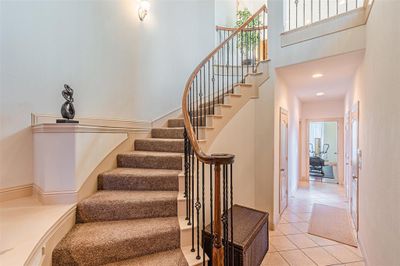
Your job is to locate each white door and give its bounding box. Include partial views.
[350,102,360,231]
[280,108,289,214]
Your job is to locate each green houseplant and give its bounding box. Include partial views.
[236,8,262,65]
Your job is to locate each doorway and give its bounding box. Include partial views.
[308,120,339,183]
[279,108,289,214]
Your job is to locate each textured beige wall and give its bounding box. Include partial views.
[345,0,400,264]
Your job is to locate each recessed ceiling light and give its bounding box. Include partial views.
[316,92,325,96]
[312,73,323,78]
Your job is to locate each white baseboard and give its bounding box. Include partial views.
[33,185,78,205]
[0,184,33,202]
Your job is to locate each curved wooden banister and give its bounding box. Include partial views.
[216,25,268,32]
[181,5,268,265]
[182,4,267,165]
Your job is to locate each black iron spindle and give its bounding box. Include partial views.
[241,30,244,83]
[230,163,234,266]
[311,0,314,23]
[294,0,299,28]
[319,0,321,20]
[196,158,200,259]
[226,38,229,95]
[289,0,291,30]
[327,0,330,18]
[263,11,266,60]
[303,0,306,26]
[191,148,195,252]
[208,61,210,117]
[231,37,234,93]
[337,0,339,15]
[202,162,205,265]
[209,164,214,263]
[212,56,215,114]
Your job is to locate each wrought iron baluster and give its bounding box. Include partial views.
[191,150,195,252]
[208,61,211,117]
[241,30,244,83]
[319,0,321,21]
[289,0,291,30]
[212,56,215,114]
[184,130,188,218]
[327,0,330,18]
[311,0,313,23]
[226,39,229,95]
[231,37,234,93]
[202,162,205,265]
[337,0,339,15]
[196,158,200,259]
[230,163,234,266]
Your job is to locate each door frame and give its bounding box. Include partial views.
[279,107,289,214]
[305,117,344,183]
[350,101,360,232]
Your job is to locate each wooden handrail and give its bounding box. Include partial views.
[216,25,268,32]
[181,4,267,165]
[181,5,267,265]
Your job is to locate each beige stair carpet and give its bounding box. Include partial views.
[53,118,188,266]
[308,203,357,247]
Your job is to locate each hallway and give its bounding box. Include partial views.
[262,182,364,266]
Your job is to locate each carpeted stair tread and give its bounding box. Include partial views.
[52,217,180,266]
[168,119,184,128]
[151,127,184,139]
[98,168,180,191]
[77,190,178,222]
[117,151,183,170]
[134,138,183,153]
[104,248,188,266]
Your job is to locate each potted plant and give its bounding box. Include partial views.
[236,8,262,65]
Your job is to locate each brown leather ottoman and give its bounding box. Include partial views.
[203,204,269,266]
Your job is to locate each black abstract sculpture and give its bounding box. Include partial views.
[57,84,78,123]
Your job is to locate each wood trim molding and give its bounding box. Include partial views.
[32,123,150,134]
[0,184,33,202]
[151,107,182,128]
[25,205,76,266]
[31,113,151,133]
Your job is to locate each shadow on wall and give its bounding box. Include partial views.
[0,127,33,189]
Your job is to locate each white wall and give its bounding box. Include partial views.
[0,0,215,189]
[209,100,256,208]
[345,0,400,264]
[302,99,345,119]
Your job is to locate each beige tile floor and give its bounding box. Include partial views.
[262,181,364,266]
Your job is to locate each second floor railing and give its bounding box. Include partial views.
[182,4,268,266]
[286,0,366,31]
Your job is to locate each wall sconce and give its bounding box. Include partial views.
[138,0,150,21]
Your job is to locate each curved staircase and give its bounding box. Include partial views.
[53,119,189,266]
[53,5,269,266]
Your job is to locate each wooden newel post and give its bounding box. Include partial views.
[212,163,224,266]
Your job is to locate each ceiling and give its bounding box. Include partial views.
[277,50,365,102]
